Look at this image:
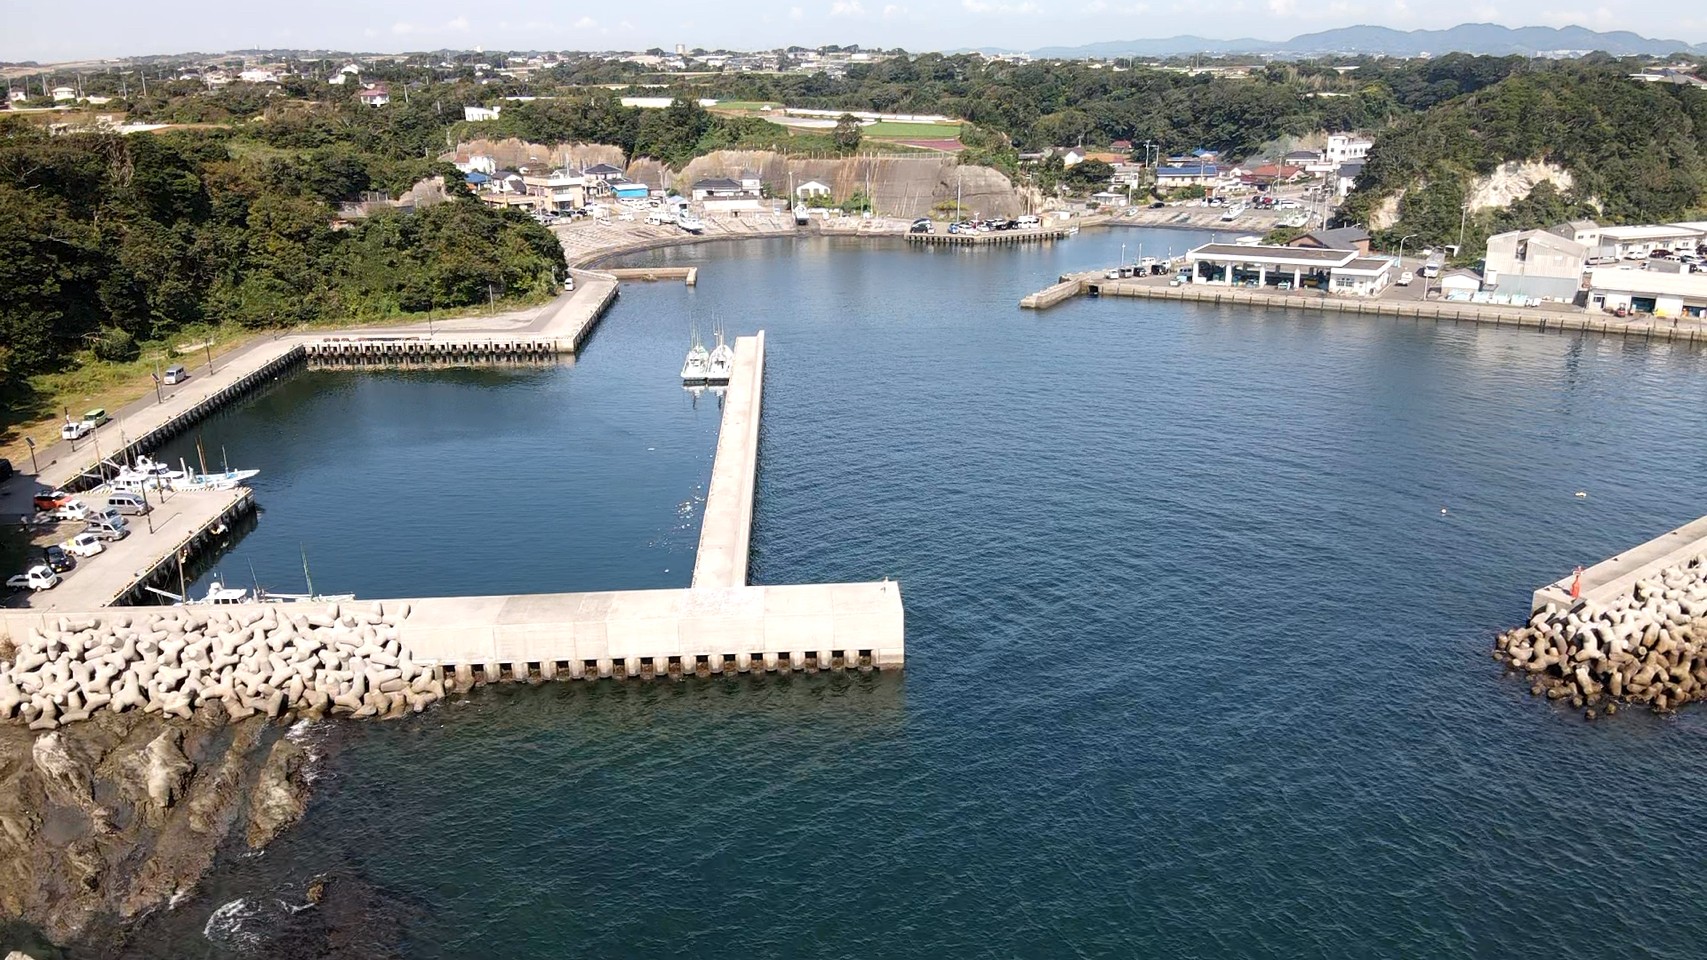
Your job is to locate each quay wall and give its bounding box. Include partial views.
[1025,276,1707,345]
[603,266,698,285]
[906,226,1073,247]
[693,332,766,589]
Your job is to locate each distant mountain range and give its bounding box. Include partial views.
[1022,23,1707,59]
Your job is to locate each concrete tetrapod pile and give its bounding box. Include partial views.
[0,602,444,730]
[1497,556,1707,717]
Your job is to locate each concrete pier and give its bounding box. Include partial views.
[16,487,255,610]
[1020,273,1707,345]
[604,266,698,286]
[907,226,1074,247]
[1533,514,1707,612]
[693,332,765,589]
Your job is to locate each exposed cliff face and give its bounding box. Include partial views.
[445,139,626,172]
[1466,159,1579,214]
[0,714,312,950]
[671,150,1028,219]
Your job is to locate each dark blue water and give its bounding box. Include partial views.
[128,231,1707,958]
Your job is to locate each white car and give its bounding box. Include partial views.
[60,420,93,441]
[61,533,105,558]
[1397,270,1414,286]
[53,500,91,521]
[7,564,59,592]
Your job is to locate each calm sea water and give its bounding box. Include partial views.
[122,230,1707,958]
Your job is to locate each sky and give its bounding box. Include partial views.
[4,0,1706,63]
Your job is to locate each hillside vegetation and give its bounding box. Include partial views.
[1341,62,1707,251]
[0,118,565,421]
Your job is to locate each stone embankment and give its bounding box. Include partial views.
[1496,556,1707,717]
[1,602,442,730]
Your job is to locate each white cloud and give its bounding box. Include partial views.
[573,15,598,28]
[390,21,415,35]
[789,4,805,18]
[829,0,866,15]
[962,0,1040,12]
[1083,0,1150,11]
[1266,0,1296,14]
[446,15,469,32]
[882,3,908,17]
[1473,4,1499,16]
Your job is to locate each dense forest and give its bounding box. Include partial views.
[0,118,565,401]
[1341,62,1707,250]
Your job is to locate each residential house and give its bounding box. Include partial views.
[582,163,627,183]
[51,86,76,102]
[737,170,763,196]
[1155,163,1221,188]
[1283,149,1320,165]
[690,177,748,201]
[1324,133,1373,165]
[611,181,651,201]
[7,90,26,102]
[238,69,278,84]
[1547,219,1601,250]
[357,84,390,106]
[1586,267,1707,318]
[1482,229,1587,301]
[522,169,587,212]
[1335,161,1365,198]
[453,154,497,176]
[1240,163,1305,187]
[1110,139,1133,152]
[1051,148,1086,168]
[1089,190,1129,207]
[327,63,361,85]
[1329,257,1395,297]
[795,180,831,200]
[463,105,502,122]
[1289,227,1371,255]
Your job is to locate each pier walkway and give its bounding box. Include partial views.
[1533,514,1707,612]
[694,333,765,589]
[1021,272,1707,345]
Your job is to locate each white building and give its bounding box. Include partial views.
[1437,270,1484,298]
[1595,225,1705,259]
[51,86,76,102]
[1547,219,1601,250]
[1483,229,1587,302]
[1184,242,1389,295]
[463,105,502,122]
[238,69,278,84]
[795,180,831,200]
[1586,267,1707,319]
[1324,133,1374,165]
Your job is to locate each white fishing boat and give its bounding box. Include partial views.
[681,323,710,384]
[168,457,259,491]
[106,454,186,491]
[706,324,734,384]
[146,579,251,605]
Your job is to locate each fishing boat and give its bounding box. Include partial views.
[706,324,735,384]
[167,457,259,492]
[681,323,710,384]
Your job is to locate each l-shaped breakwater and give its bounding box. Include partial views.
[1499,515,1707,717]
[1022,272,1707,345]
[1,330,905,729]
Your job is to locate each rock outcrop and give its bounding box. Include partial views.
[0,712,316,946]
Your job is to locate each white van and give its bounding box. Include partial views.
[84,515,129,541]
[106,492,150,516]
[1016,215,1041,228]
[163,365,188,385]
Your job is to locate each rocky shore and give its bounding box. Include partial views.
[0,601,448,953]
[1,602,442,730]
[0,711,311,951]
[1497,555,1707,716]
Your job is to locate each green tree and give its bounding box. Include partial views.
[833,114,864,153]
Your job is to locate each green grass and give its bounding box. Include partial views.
[713,100,782,111]
[858,121,962,139]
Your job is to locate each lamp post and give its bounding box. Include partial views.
[24,437,37,476]
[1397,233,1418,265]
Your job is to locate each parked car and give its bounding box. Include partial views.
[1397,270,1414,286]
[81,408,110,428]
[53,499,91,521]
[163,364,189,385]
[61,419,93,441]
[41,544,75,573]
[32,491,73,511]
[7,564,59,592]
[61,533,105,558]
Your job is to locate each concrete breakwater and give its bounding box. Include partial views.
[1498,555,1707,716]
[0,601,442,731]
[1022,274,1707,345]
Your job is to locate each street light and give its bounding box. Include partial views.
[24,437,37,476]
[1397,233,1418,264]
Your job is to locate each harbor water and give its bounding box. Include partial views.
[123,229,1707,957]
